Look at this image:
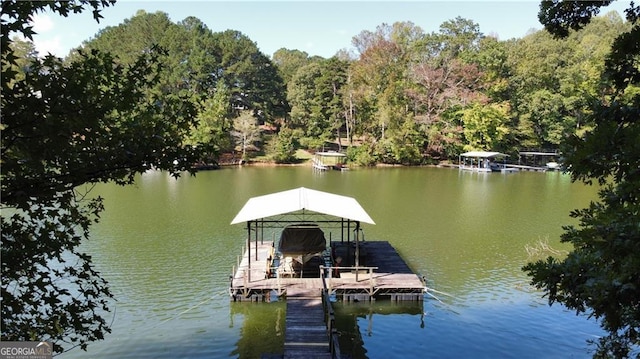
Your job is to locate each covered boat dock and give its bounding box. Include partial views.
[458,151,512,172]
[518,150,562,171]
[229,187,425,302]
[312,151,348,171]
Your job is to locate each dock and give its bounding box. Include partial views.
[283,288,331,358]
[230,188,423,359]
[230,240,425,302]
[311,151,348,171]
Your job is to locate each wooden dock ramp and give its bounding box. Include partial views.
[284,287,331,359]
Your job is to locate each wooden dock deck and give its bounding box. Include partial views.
[284,288,331,359]
[230,240,425,302]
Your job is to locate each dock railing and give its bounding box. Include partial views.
[321,274,341,359]
[320,265,379,297]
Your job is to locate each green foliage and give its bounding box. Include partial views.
[287,57,349,143]
[471,37,514,101]
[83,12,288,149]
[524,2,640,357]
[350,22,420,142]
[298,136,327,152]
[518,89,568,147]
[508,11,629,150]
[272,48,316,84]
[1,1,202,353]
[210,30,288,120]
[4,38,37,86]
[376,120,426,165]
[377,137,422,165]
[346,142,378,166]
[459,101,510,152]
[538,0,614,38]
[187,81,233,161]
[268,126,298,163]
[430,16,483,63]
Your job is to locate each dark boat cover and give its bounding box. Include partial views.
[278,224,326,256]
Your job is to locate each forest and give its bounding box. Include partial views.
[13,9,630,166]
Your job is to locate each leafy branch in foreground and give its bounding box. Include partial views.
[524,2,640,358]
[1,1,202,353]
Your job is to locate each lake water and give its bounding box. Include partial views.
[62,166,604,358]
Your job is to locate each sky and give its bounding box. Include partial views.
[26,0,631,59]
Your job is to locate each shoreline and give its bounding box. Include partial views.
[215,159,453,169]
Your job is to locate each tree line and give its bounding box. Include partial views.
[21,9,630,166]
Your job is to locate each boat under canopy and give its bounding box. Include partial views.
[230,187,375,282]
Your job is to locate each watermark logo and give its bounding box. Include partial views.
[0,342,52,359]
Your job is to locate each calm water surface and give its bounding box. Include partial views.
[63,166,603,358]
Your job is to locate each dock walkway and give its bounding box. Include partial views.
[284,287,331,359]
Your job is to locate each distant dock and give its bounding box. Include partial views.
[439,162,551,172]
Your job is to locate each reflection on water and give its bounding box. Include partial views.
[230,302,285,358]
[334,301,424,358]
[62,167,602,358]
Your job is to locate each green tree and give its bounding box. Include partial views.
[288,62,325,138]
[315,57,349,149]
[187,80,233,162]
[1,1,201,353]
[82,11,211,114]
[287,57,349,150]
[459,101,510,152]
[5,38,38,85]
[404,18,487,160]
[523,2,640,357]
[85,10,176,63]
[507,13,627,150]
[272,48,317,84]
[518,89,568,147]
[507,29,568,149]
[268,126,298,163]
[84,13,288,139]
[470,36,512,102]
[428,16,483,63]
[211,30,288,120]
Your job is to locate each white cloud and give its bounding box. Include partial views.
[30,14,54,33]
[33,36,64,57]
[25,14,67,57]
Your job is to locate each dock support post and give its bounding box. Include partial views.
[355,221,360,282]
[254,220,259,262]
[246,221,251,282]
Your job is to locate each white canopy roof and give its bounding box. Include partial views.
[230,187,375,225]
[460,151,508,158]
[314,151,346,157]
